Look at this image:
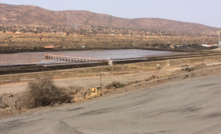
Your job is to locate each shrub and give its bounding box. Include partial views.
[106,81,125,89]
[152,43,160,47]
[181,67,194,72]
[26,77,70,107]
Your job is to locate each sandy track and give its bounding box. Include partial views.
[1,74,221,134]
[0,70,168,94]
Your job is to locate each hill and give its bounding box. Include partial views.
[0,3,220,34]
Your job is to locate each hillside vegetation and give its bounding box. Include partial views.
[0,3,221,35]
[0,33,218,49]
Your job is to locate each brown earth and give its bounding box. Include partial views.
[0,69,173,94]
[0,3,221,34]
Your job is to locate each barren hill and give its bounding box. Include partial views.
[0,3,220,34]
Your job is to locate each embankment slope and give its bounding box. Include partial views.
[1,72,221,134]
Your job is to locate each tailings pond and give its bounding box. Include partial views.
[0,49,183,66]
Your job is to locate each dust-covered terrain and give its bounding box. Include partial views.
[0,71,165,94]
[1,73,221,134]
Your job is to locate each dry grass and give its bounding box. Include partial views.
[0,33,218,48]
[1,62,220,114]
[106,81,125,89]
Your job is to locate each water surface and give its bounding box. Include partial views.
[0,49,181,66]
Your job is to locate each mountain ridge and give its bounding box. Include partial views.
[0,3,220,34]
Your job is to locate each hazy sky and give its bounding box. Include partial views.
[1,0,221,28]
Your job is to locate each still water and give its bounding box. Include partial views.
[0,49,181,66]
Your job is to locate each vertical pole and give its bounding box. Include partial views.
[10,73,12,82]
[73,25,75,44]
[100,74,102,90]
[143,63,144,71]
[74,32,76,44]
[148,34,150,46]
[122,65,123,73]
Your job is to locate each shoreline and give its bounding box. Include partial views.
[0,46,210,54]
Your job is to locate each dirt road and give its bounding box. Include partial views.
[1,74,221,134]
[0,70,172,94]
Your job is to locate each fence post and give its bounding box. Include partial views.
[143,63,144,71]
[122,65,124,73]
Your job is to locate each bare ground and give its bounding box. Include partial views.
[0,69,174,94]
[1,67,221,133]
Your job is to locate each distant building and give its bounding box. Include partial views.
[15,31,21,34]
[5,31,12,34]
[44,45,55,49]
[201,44,218,47]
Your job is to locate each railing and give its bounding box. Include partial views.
[45,53,109,63]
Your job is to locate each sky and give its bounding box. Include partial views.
[1,0,221,28]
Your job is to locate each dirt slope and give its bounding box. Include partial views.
[1,74,221,134]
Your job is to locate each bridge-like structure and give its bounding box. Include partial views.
[45,53,109,63]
